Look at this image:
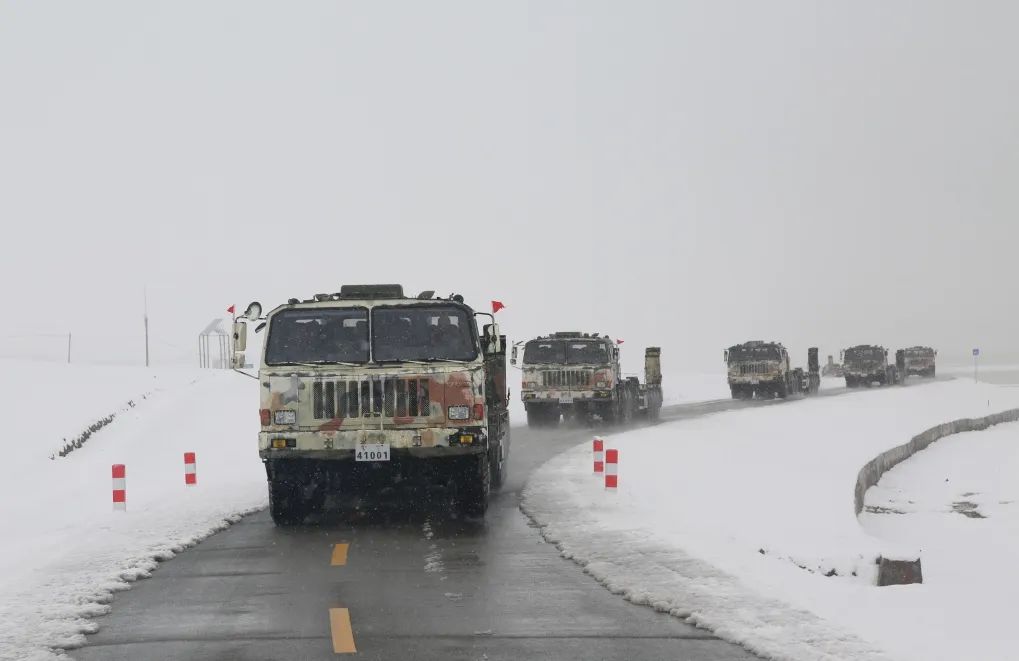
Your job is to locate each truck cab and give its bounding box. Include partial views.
[725,341,792,399]
[517,332,624,427]
[842,344,898,387]
[236,284,509,523]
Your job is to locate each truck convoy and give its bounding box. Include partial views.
[232,284,510,524]
[514,333,662,427]
[898,346,937,378]
[842,345,901,387]
[724,341,820,399]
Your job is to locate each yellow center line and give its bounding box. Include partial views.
[331,543,350,566]
[330,608,357,653]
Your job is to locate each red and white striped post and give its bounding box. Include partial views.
[593,437,605,474]
[184,452,197,486]
[605,449,618,490]
[112,464,126,511]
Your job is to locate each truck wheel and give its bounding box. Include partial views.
[458,455,491,518]
[730,385,740,400]
[776,381,789,399]
[268,476,304,526]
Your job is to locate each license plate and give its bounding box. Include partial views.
[559,396,574,404]
[355,443,390,462]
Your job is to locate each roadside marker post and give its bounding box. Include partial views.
[605,449,618,490]
[973,348,980,383]
[112,464,126,511]
[184,452,197,486]
[593,437,605,474]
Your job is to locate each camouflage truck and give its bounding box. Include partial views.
[724,341,820,399]
[512,333,662,427]
[232,284,510,524]
[842,344,901,387]
[897,346,937,378]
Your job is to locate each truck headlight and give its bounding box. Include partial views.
[447,405,470,420]
[595,380,608,388]
[273,410,297,425]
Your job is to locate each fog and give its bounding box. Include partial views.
[1,1,1016,371]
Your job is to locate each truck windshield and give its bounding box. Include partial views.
[523,339,610,365]
[372,306,478,362]
[728,345,780,362]
[566,341,609,364]
[523,340,566,365]
[265,308,369,365]
[846,347,882,361]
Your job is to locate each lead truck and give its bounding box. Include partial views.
[232,285,509,524]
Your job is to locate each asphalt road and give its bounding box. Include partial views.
[71,384,881,661]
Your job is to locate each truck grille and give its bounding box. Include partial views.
[541,370,593,387]
[311,377,431,419]
[739,363,771,375]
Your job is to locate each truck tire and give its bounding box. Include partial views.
[458,454,491,518]
[268,475,305,526]
[776,380,789,399]
[730,385,741,400]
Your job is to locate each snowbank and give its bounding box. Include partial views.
[0,361,265,661]
[860,422,1019,661]
[523,380,1019,661]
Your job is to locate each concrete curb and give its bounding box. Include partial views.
[855,406,1019,584]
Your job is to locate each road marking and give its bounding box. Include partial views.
[329,608,357,653]
[331,543,349,566]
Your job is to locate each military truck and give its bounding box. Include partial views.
[842,345,900,387]
[512,333,662,427]
[897,346,937,378]
[724,341,820,399]
[232,284,510,524]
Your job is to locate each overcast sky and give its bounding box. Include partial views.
[1,1,1016,371]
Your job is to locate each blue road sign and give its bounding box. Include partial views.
[973,348,980,357]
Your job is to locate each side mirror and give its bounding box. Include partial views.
[723,350,729,362]
[510,344,519,366]
[244,301,263,322]
[233,321,248,352]
[840,350,844,361]
[484,323,502,354]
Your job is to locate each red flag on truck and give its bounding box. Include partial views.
[492,301,505,314]
[227,304,236,315]
[616,339,625,345]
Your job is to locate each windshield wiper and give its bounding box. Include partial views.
[277,360,362,368]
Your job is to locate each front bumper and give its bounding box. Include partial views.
[521,389,613,403]
[728,375,783,386]
[259,426,487,461]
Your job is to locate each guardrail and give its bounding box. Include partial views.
[855,407,1019,584]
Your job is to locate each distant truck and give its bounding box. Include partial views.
[842,345,901,387]
[232,284,510,524]
[513,333,662,427]
[724,341,820,399]
[897,346,937,378]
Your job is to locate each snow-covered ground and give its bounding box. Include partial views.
[523,379,1019,661]
[0,361,265,661]
[861,422,1019,661]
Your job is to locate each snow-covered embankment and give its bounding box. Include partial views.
[522,380,1019,661]
[0,361,266,661]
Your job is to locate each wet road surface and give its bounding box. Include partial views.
[72,386,884,660]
